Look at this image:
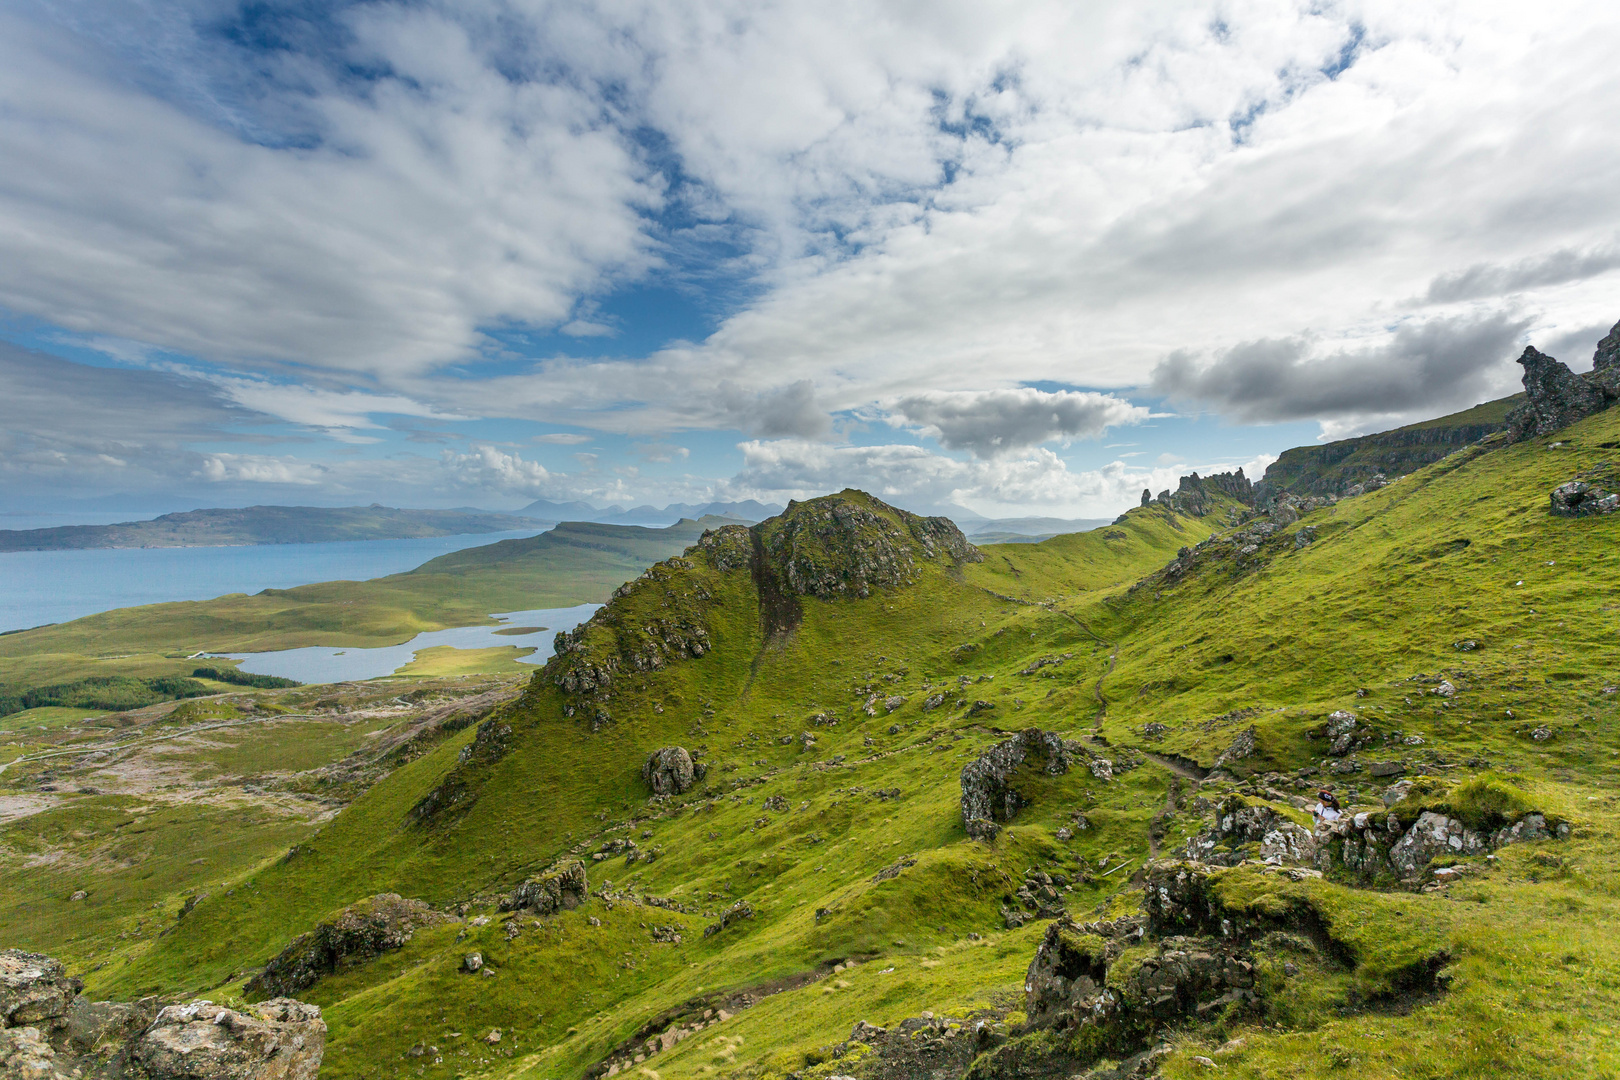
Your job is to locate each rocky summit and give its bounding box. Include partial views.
[5,327,1620,1080]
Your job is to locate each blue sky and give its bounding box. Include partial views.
[1,0,1618,524]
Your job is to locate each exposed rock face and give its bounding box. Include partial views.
[753,492,981,602]
[1550,480,1620,516]
[133,999,325,1080]
[1,951,323,1080]
[1209,726,1258,773]
[642,746,697,795]
[1148,470,1256,516]
[246,895,448,998]
[1,951,77,1029]
[1315,805,1569,878]
[1507,346,1612,440]
[1183,798,1315,867]
[960,729,1070,841]
[1596,318,1620,372]
[1022,912,1254,1052]
[500,859,589,915]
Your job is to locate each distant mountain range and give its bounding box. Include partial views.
[0,497,1115,554]
[0,505,542,552]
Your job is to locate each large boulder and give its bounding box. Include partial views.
[642,746,698,796]
[1387,811,1490,875]
[132,999,325,1080]
[500,859,589,914]
[959,729,1069,841]
[1549,480,1620,517]
[246,895,447,998]
[1507,346,1611,440]
[0,951,77,1030]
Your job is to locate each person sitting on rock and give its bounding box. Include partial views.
[1313,789,1342,824]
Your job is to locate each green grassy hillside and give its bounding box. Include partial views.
[1258,395,1521,498]
[0,517,730,705]
[6,410,1620,1080]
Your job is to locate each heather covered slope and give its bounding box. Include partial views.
[10,413,1620,1080]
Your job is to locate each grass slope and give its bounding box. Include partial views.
[6,414,1620,1080]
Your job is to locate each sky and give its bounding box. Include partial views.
[1,0,1618,524]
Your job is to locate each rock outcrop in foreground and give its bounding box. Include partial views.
[1,949,324,1079]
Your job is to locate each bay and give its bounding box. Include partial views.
[0,529,542,633]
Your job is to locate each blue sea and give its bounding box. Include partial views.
[0,529,544,633]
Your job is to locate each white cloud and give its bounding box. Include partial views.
[197,454,326,485]
[884,388,1148,457]
[718,439,1207,518]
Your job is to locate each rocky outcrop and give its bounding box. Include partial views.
[642,746,699,796]
[1507,346,1612,440]
[1182,798,1316,867]
[545,491,979,724]
[960,729,1070,841]
[1550,480,1620,516]
[1596,318,1620,373]
[500,859,589,915]
[133,999,325,1080]
[246,894,448,998]
[751,491,981,603]
[1,951,77,1029]
[1146,470,1256,517]
[702,901,755,938]
[1,950,324,1080]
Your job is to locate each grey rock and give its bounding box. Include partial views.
[500,859,589,916]
[1183,797,1315,867]
[0,1025,67,1079]
[1549,480,1620,517]
[642,746,697,796]
[959,729,1069,840]
[1367,761,1406,777]
[462,953,483,973]
[0,951,76,1030]
[133,999,325,1080]
[1325,711,1358,756]
[1507,346,1611,440]
[1594,318,1620,373]
[1389,811,1489,875]
[883,696,907,714]
[702,901,755,938]
[246,895,448,998]
[1210,726,1258,771]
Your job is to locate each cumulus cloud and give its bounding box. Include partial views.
[1423,244,1620,304]
[197,454,325,485]
[442,445,558,497]
[719,439,1204,518]
[1150,312,1532,426]
[885,388,1148,457]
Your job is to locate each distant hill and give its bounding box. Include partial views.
[962,516,1111,543]
[0,504,542,552]
[1257,394,1522,499]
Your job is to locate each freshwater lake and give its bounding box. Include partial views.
[0,529,543,633]
[219,603,601,683]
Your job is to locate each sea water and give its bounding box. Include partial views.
[218,604,601,683]
[0,529,542,633]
